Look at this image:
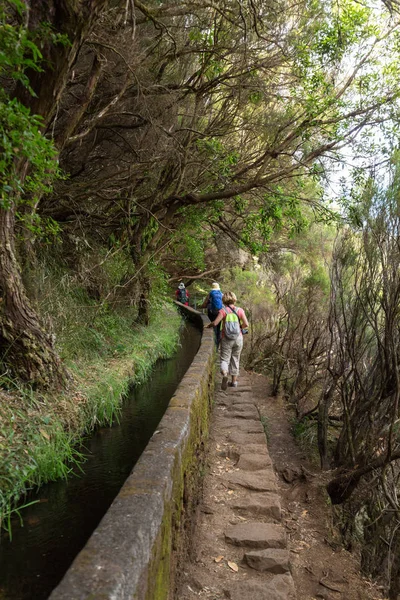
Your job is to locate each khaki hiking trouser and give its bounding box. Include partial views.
[220,335,243,376]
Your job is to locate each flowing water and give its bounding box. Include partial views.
[0,319,201,600]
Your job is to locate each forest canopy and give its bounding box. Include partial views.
[1,0,400,386]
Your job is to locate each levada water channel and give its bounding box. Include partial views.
[0,317,202,600]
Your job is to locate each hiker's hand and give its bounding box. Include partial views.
[206,322,213,328]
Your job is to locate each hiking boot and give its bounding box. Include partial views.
[221,375,228,390]
[229,381,238,387]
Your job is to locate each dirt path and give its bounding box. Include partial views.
[175,372,386,600]
[251,373,385,600]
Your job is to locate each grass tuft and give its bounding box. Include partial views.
[291,416,320,463]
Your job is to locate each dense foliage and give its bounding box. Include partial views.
[1,0,399,384]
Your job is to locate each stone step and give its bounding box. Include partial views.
[232,396,254,405]
[236,452,272,470]
[237,443,270,455]
[215,397,231,407]
[223,470,277,493]
[245,548,291,574]
[218,383,251,389]
[224,522,286,548]
[226,408,260,420]
[216,418,264,434]
[230,492,281,520]
[228,431,266,445]
[222,444,270,462]
[224,574,296,600]
[231,402,257,411]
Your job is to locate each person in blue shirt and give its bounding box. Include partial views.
[201,282,223,347]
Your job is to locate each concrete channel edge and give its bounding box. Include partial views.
[49,304,215,600]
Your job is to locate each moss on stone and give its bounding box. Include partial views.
[145,346,215,600]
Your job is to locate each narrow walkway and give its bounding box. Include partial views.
[177,372,296,600]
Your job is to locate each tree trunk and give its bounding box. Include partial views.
[272,359,284,396]
[0,0,108,387]
[0,205,67,388]
[389,547,400,600]
[16,0,108,127]
[326,449,400,504]
[317,381,336,469]
[137,273,151,325]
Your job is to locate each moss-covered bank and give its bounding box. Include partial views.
[0,303,181,533]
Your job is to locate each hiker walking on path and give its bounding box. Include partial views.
[207,291,249,389]
[175,282,189,305]
[201,282,223,347]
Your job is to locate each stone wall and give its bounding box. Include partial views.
[49,305,215,600]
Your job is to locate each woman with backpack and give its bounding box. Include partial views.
[206,291,249,390]
[175,282,189,305]
[201,282,223,347]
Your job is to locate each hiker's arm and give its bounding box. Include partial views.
[240,310,249,328]
[206,309,224,328]
[200,293,209,309]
